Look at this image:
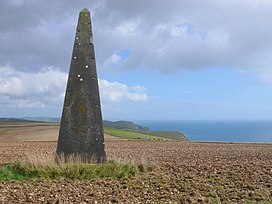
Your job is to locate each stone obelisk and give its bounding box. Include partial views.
[56,8,106,162]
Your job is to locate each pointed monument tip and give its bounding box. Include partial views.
[81,8,90,13]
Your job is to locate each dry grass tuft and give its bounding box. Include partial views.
[0,152,152,181]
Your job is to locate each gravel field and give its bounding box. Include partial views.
[0,141,272,203]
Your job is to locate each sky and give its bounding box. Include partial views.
[1,0,272,121]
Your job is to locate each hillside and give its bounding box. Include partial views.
[142,131,189,141]
[0,118,36,123]
[103,120,149,131]
[4,118,149,132]
[22,117,60,123]
[0,118,189,141]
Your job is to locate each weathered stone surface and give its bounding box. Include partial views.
[56,8,106,162]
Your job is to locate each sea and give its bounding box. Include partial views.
[137,120,272,143]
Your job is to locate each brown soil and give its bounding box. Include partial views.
[0,123,272,203]
[0,122,116,142]
[1,141,272,203]
[0,122,59,142]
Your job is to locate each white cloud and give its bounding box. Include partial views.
[99,79,148,102]
[0,65,148,109]
[0,65,67,97]
[0,65,67,108]
[9,0,25,6]
[0,66,67,97]
[258,67,272,83]
[116,19,141,36]
[0,95,46,109]
[102,53,122,69]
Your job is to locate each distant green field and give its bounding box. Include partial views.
[104,128,189,141]
[142,131,189,141]
[104,128,172,141]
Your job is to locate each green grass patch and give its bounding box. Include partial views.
[138,131,189,141]
[0,161,150,181]
[104,128,189,141]
[104,128,171,141]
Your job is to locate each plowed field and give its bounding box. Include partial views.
[1,140,272,203]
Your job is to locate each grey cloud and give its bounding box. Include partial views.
[1,0,272,77]
[94,0,272,77]
[0,0,99,71]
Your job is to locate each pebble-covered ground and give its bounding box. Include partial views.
[0,141,272,203]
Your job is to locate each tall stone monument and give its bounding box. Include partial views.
[56,8,106,162]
